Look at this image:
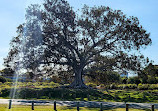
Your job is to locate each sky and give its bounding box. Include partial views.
[0,0,158,70]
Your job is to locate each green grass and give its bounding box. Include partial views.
[106,90,158,103]
[0,82,158,103]
[0,88,158,103]
[0,104,157,111]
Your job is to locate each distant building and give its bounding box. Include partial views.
[120,71,128,78]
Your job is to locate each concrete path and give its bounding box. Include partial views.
[0,99,157,109]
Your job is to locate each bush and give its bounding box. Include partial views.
[6,78,12,82]
[147,77,157,84]
[0,76,7,83]
[128,76,141,85]
[138,84,149,90]
[86,83,97,88]
[117,84,137,89]
[127,84,137,89]
[4,82,12,86]
[149,84,158,90]
[127,77,135,84]
[0,88,10,97]
[109,83,117,89]
[0,87,103,100]
[49,82,60,87]
[122,84,129,89]
[17,88,40,99]
[121,77,128,84]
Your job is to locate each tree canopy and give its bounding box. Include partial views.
[138,63,158,83]
[4,0,151,88]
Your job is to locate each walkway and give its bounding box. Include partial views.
[0,99,157,109]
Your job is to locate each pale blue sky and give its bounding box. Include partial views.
[0,0,158,69]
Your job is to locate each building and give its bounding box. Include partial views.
[120,71,128,78]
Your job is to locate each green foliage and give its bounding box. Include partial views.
[138,63,158,84]
[5,0,152,88]
[0,88,104,101]
[0,68,14,77]
[0,82,158,103]
[147,76,158,84]
[86,83,97,88]
[128,76,141,85]
[117,84,137,89]
[6,78,12,82]
[0,76,7,83]
[50,76,62,84]
[104,83,158,90]
[87,70,120,85]
[1,81,158,91]
[109,83,117,89]
[149,84,158,90]
[127,84,137,89]
[0,88,10,97]
[138,84,149,90]
[120,77,128,84]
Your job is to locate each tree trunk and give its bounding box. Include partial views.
[68,68,88,89]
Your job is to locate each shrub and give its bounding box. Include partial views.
[117,84,137,89]
[0,88,101,100]
[17,88,40,99]
[121,77,128,84]
[6,78,12,82]
[0,88,10,97]
[138,84,149,90]
[49,82,60,87]
[127,77,135,84]
[0,76,7,83]
[147,77,157,84]
[117,84,124,89]
[4,82,12,86]
[122,84,129,89]
[128,76,141,85]
[86,83,97,88]
[127,84,137,89]
[149,84,158,90]
[110,83,117,89]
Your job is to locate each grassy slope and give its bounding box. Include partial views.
[102,90,158,103]
[0,89,158,103]
[0,82,158,103]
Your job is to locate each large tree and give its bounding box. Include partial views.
[41,0,151,88]
[5,0,151,88]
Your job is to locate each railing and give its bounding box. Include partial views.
[7,100,156,111]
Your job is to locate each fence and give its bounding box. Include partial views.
[7,100,156,111]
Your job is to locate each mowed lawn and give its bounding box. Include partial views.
[0,104,157,111]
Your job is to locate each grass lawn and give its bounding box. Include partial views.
[0,104,157,111]
[1,82,158,103]
[102,90,158,103]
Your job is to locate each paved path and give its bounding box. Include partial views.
[0,99,157,109]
